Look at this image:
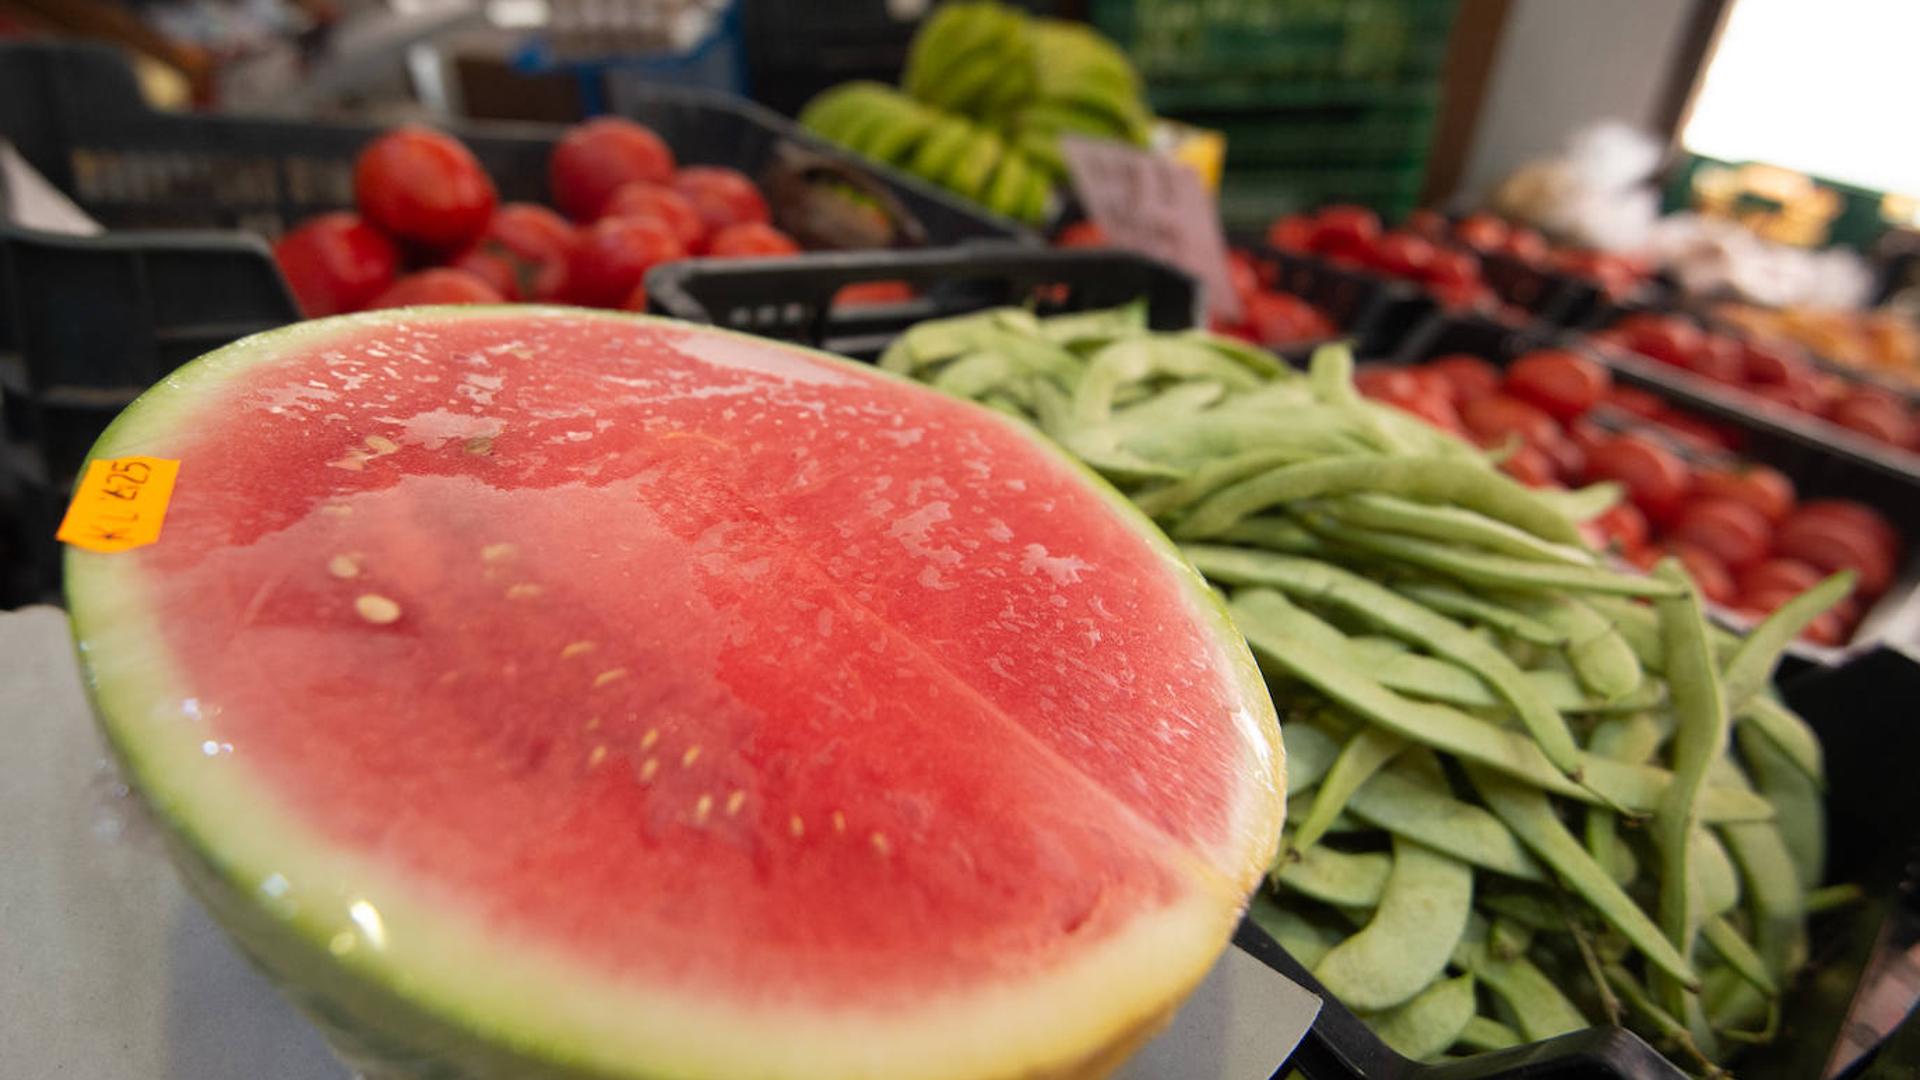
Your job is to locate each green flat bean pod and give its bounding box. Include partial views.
[1174,455,1585,547]
[1314,836,1474,1012]
[1391,582,1569,646]
[1345,755,1547,881]
[1453,938,1589,1041]
[1305,517,1681,598]
[1465,763,1699,988]
[1282,722,1342,793]
[1318,492,1598,567]
[1293,727,1409,854]
[1721,571,1854,711]
[1362,972,1477,1061]
[1196,554,1584,778]
[1271,841,1392,908]
[1737,695,1825,785]
[1247,893,1343,968]
[1456,1016,1523,1052]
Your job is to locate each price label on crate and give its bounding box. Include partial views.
[1061,135,1241,323]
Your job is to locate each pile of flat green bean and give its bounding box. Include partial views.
[881,303,1855,1073]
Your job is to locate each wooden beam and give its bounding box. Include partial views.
[1421,0,1514,208]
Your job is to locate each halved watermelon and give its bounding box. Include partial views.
[66,307,1285,1080]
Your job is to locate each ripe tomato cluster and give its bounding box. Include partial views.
[1357,347,1900,645]
[1052,222,1338,349]
[1596,312,1920,456]
[1265,205,1491,313]
[272,120,797,318]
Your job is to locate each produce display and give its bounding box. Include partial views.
[65,307,1285,1079]
[878,301,1846,1070]
[1355,348,1898,645]
[1592,312,1920,457]
[1266,205,1498,315]
[1407,210,1654,302]
[1713,303,1920,389]
[799,1,1154,225]
[272,121,812,319]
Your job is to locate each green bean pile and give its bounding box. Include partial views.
[881,303,1851,1073]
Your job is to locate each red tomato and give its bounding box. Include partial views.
[1542,437,1586,484]
[1226,251,1262,302]
[1565,417,1609,460]
[1692,465,1794,524]
[1671,498,1773,570]
[1500,444,1557,487]
[1668,542,1737,605]
[1424,354,1501,402]
[1741,340,1809,386]
[602,182,706,250]
[1584,434,1691,524]
[1500,226,1549,263]
[1739,558,1824,598]
[621,280,650,312]
[1055,221,1110,248]
[1404,208,1448,238]
[1590,502,1649,553]
[1265,214,1314,253]
[549,117,675,221]
[1795,499,1900,559]
[1774,510,1895,596]
[364,267,504,309]
[353,127,496,252]
[833,280,915,307]
[1802,611,1847,646]
[1828,389,1917,447]
[272,212,399,317]
[1679,334,1746,384]
[1392,391,1465,435]
[1356,366,1422,401]
[1247,291,1334,345]
[1453,212,1509,252]
[1616,314,1703,369]
[1461,394,1561,452]
[1425,248,1480,290]
[1600,384,1669,421]
[1503,349,1611,421]
[448,203,576,301]
[565,215,688,308]
[1369,232,1437,279]
[673,166,770,232]
[706,222,800,258]
[1310,204,1382,259]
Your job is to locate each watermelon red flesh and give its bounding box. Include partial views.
[102,312,1276,1017]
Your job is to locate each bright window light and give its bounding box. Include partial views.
[1682,0,1920,197]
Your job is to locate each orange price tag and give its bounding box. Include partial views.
[56,456,181,554]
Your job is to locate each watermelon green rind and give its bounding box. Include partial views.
[66,306,1285,1080]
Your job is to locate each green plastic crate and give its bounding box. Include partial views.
[1093,0,1457,90]
[1215,164,1427,232]
[1186,103,1437,169]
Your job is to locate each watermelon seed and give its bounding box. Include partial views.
[328,453,369,471]
[725,790,746,816]
[594,668,628,688]
[681,745,702,768]
[319,504,353,516]
[355,594,402,625]
[694,794,714,823]
[561,640,596,659]
[588,746,608,768]
[505,583,544,600]
[328,555,360,579]
[870,832,892,857]
[585,717,602,732]
[481,543,518,562]
[464,436,494,456]
[640,728,660,750]
[789,815,805,838]
[639,758,660,782]
[832,811,847,834]
[364,435,400,455]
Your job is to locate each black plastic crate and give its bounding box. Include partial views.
[646,245,1201,361]
[644,250,1920,1079]
[1239,242,1431,360]
[0,42,1030,454]
[1382,314,1920,662]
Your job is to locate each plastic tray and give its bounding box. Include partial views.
[646,245,1201,361]
[648,252,1920,1077]
[1382,314,1920,663]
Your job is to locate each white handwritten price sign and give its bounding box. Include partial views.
[1060,135,1242,323]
